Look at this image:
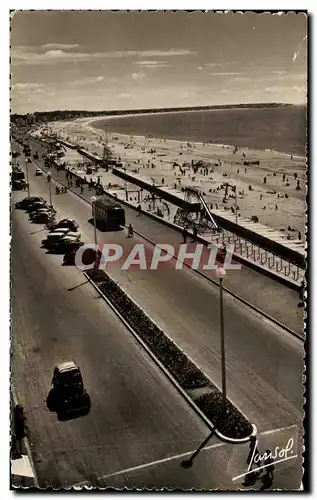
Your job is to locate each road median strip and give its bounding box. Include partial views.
[85,268,256,442]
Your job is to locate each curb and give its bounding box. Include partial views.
[11,385,39,488]
[84,272,257,445]
[29,156,303,340]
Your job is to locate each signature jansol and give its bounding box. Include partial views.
[233,437,298,482]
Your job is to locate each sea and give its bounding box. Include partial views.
[91,105,306,157]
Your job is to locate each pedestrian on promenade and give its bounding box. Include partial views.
[127,224,134,238]
[137,204,141,217]
[275,204,278,211]
[80,184,84,194]
[182,227,187,243]
[259,452,274,490]
[298,230,301,240]
[191,224,198,242]
[298,280,305,307]
[283,173,286,182]
[13,404,27,458]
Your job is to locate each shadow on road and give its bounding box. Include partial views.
[46,389,91,421]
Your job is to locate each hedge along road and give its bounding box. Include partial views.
[11,190,244,490]
[28,136,304,336]
[18,142,304,438]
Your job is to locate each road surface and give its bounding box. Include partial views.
[11,140,304,489]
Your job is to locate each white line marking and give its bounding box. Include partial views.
[232,454,299,481]
[72,424,301,487]
[75,441,225,486]
[260,424,300,436]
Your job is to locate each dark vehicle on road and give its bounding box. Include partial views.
[15,196,46,210]
[12,179,26,190]
[42,231,69,248]
[12,151,20,159]
[46,218,79,232]
[33,152,39,160]
[92,195,125,230]
[27,201,47,213]
[12,170,25,181]
[50,239,84,255]
[63,245,102,267]
[31,212,55,224]
[50,361,90,418]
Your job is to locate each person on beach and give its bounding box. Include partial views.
[263,176,267,184]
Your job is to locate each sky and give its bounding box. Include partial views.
[10,10,307,114]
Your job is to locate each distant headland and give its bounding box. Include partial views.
[11,103,300,126]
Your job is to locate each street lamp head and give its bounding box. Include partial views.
[91,195,97,203]
[216,266,226,279]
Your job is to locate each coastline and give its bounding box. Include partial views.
[85,116,306,161]
[87,114,306,160]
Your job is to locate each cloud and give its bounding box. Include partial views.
[73,76,104,86]
[210,72,244,76]
[293,85,306,93]
[11,82,45,93]
[135,60,170,68]
[11,47,196,66]
[42,43,80,50]
[132,72,145,80]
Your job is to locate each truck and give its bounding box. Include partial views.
[92,195,125,230]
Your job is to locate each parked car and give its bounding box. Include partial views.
[27,201,47,213]
[46,218,79,232]
[15,196,45,210]
[12,179,26,190]
[64,246,102,267]
[65,231,81,241]
[35,168,42,176]
[42,231,69,248]
[51,239,84,255]
[51,361,91,417]
[29,208,53,220]
[31,213,56,224]
[48,227,70,236]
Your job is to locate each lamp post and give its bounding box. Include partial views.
[25,158,30,198]
[91,194,98,250]
[47,171,52,208]
[216,266,227,411]
[124,165,128,201]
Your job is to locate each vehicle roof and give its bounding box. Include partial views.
[67,231,80,237]
[56,361,79,373]
[95,196,122,209]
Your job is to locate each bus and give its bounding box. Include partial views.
[92,195,125,230]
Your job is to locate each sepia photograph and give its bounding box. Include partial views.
[9,10,307,490]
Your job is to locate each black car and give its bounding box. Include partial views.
[50,239,84,255]
[50,361,91,418]
[15,196,45,210]
[46,218,79,232]
[27,201,47,213]
[12,179,26,190]
[63,245,102,267]
[31,212,56,224]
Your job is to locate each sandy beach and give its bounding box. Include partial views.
[39,116,306,239]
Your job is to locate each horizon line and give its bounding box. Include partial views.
[11,102,306,117]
